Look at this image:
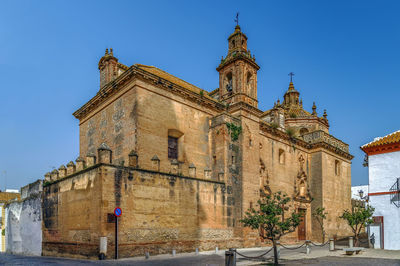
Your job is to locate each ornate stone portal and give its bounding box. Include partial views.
[294,155,312,202]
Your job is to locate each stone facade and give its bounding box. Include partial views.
[42,24,353,258]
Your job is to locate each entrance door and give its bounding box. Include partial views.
[298,208,306,240]
[369,216,384,249]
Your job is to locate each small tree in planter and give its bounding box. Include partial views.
[340,205,375,247]
[312,207,328,243]
[241,191,301,265]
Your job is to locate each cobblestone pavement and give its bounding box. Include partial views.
[1,245,400,265]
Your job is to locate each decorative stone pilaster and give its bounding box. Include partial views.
[50,169,59,181]
[76,157,86,171]
[151,155,160,172]
[128,150,138,168]
[66,161,76,175]
[44,172,51,182]
[204,167,211,179]
[218,171,224,181]
[170,159,179,175]
[58,165,67,178]
[189,163,196,178]
[86,153,96,167]
[98,143,112,164]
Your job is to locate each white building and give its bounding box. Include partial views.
[351,185,369,200]
[361,130,400,250]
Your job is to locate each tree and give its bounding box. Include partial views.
[241,191,301,265]
[312,207,328,243]
[340,205,375,247]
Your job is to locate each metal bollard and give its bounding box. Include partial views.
[195,247,199,255]
[276,241,280,259]
[329,239,335,251]
[145,252,150,259]
[225,250,236,266]
[172,249,176,256]
[349,237,354,248]
[306,240,311,254]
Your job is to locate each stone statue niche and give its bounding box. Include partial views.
[259,158,271,196]
[294,155,311,202]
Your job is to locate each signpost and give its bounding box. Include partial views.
[114,207,122,259]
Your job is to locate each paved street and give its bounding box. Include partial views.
[0,245,400,265]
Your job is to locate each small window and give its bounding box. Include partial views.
[231,40,235,47]
[279,149,285,164]
[299,128,309,135]
[107,213,115,223]
[168,136,178,159]
[246,72,252,85]
[226,72,233,92]
[335,160,340,176]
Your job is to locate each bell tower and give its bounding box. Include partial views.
[217,24,260,108]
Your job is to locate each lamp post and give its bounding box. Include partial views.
[358,189,368,201]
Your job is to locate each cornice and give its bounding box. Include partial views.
[228,101,264,117]
[73,66,226,120]
[216,53,260,71]
[259,121,353,160]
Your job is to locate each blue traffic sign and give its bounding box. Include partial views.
[114,207,122,217]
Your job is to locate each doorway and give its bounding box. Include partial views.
[298,208,306,240]
[369,216,384,249]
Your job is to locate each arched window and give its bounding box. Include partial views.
[279,149,285,164]
[246,72,253,96]
[226,72,233,92]
[299,128,309,135]
[335,160,341,176]
[231,40,235,48]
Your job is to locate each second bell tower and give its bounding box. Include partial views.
[217,24,260,108]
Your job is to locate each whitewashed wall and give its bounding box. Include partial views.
[5,180,42,256]
[369,151,400,250]
[351,185,369,200]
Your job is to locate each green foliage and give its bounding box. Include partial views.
[270,122,278,129]
[241,191,301,264]
[2,228,5,236]
[285,127,295,138]
[312,207,328,242]
[241,192,301,241]
[340,205,375,246]
[289,113,297,118]
[43,181,51,186]
[199,90,204,97]
[226,122,242,142]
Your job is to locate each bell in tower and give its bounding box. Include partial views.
[217,22,260,108]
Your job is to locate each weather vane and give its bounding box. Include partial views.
[235,12,239,26]
[288,72,295,82]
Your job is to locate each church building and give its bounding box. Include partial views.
[42,24,353,258]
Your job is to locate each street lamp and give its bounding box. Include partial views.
[358,189,368,201]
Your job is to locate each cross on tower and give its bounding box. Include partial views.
[234,12,239,26]
[288,72,295,82]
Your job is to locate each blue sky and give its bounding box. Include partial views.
[1,0,399,189]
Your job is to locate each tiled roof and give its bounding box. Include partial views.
[362,130,400,149]
[286,106,312,117]
[135,64,216,101]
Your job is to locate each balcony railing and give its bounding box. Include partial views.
[390,178,400,208]
[301,130,349,153]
